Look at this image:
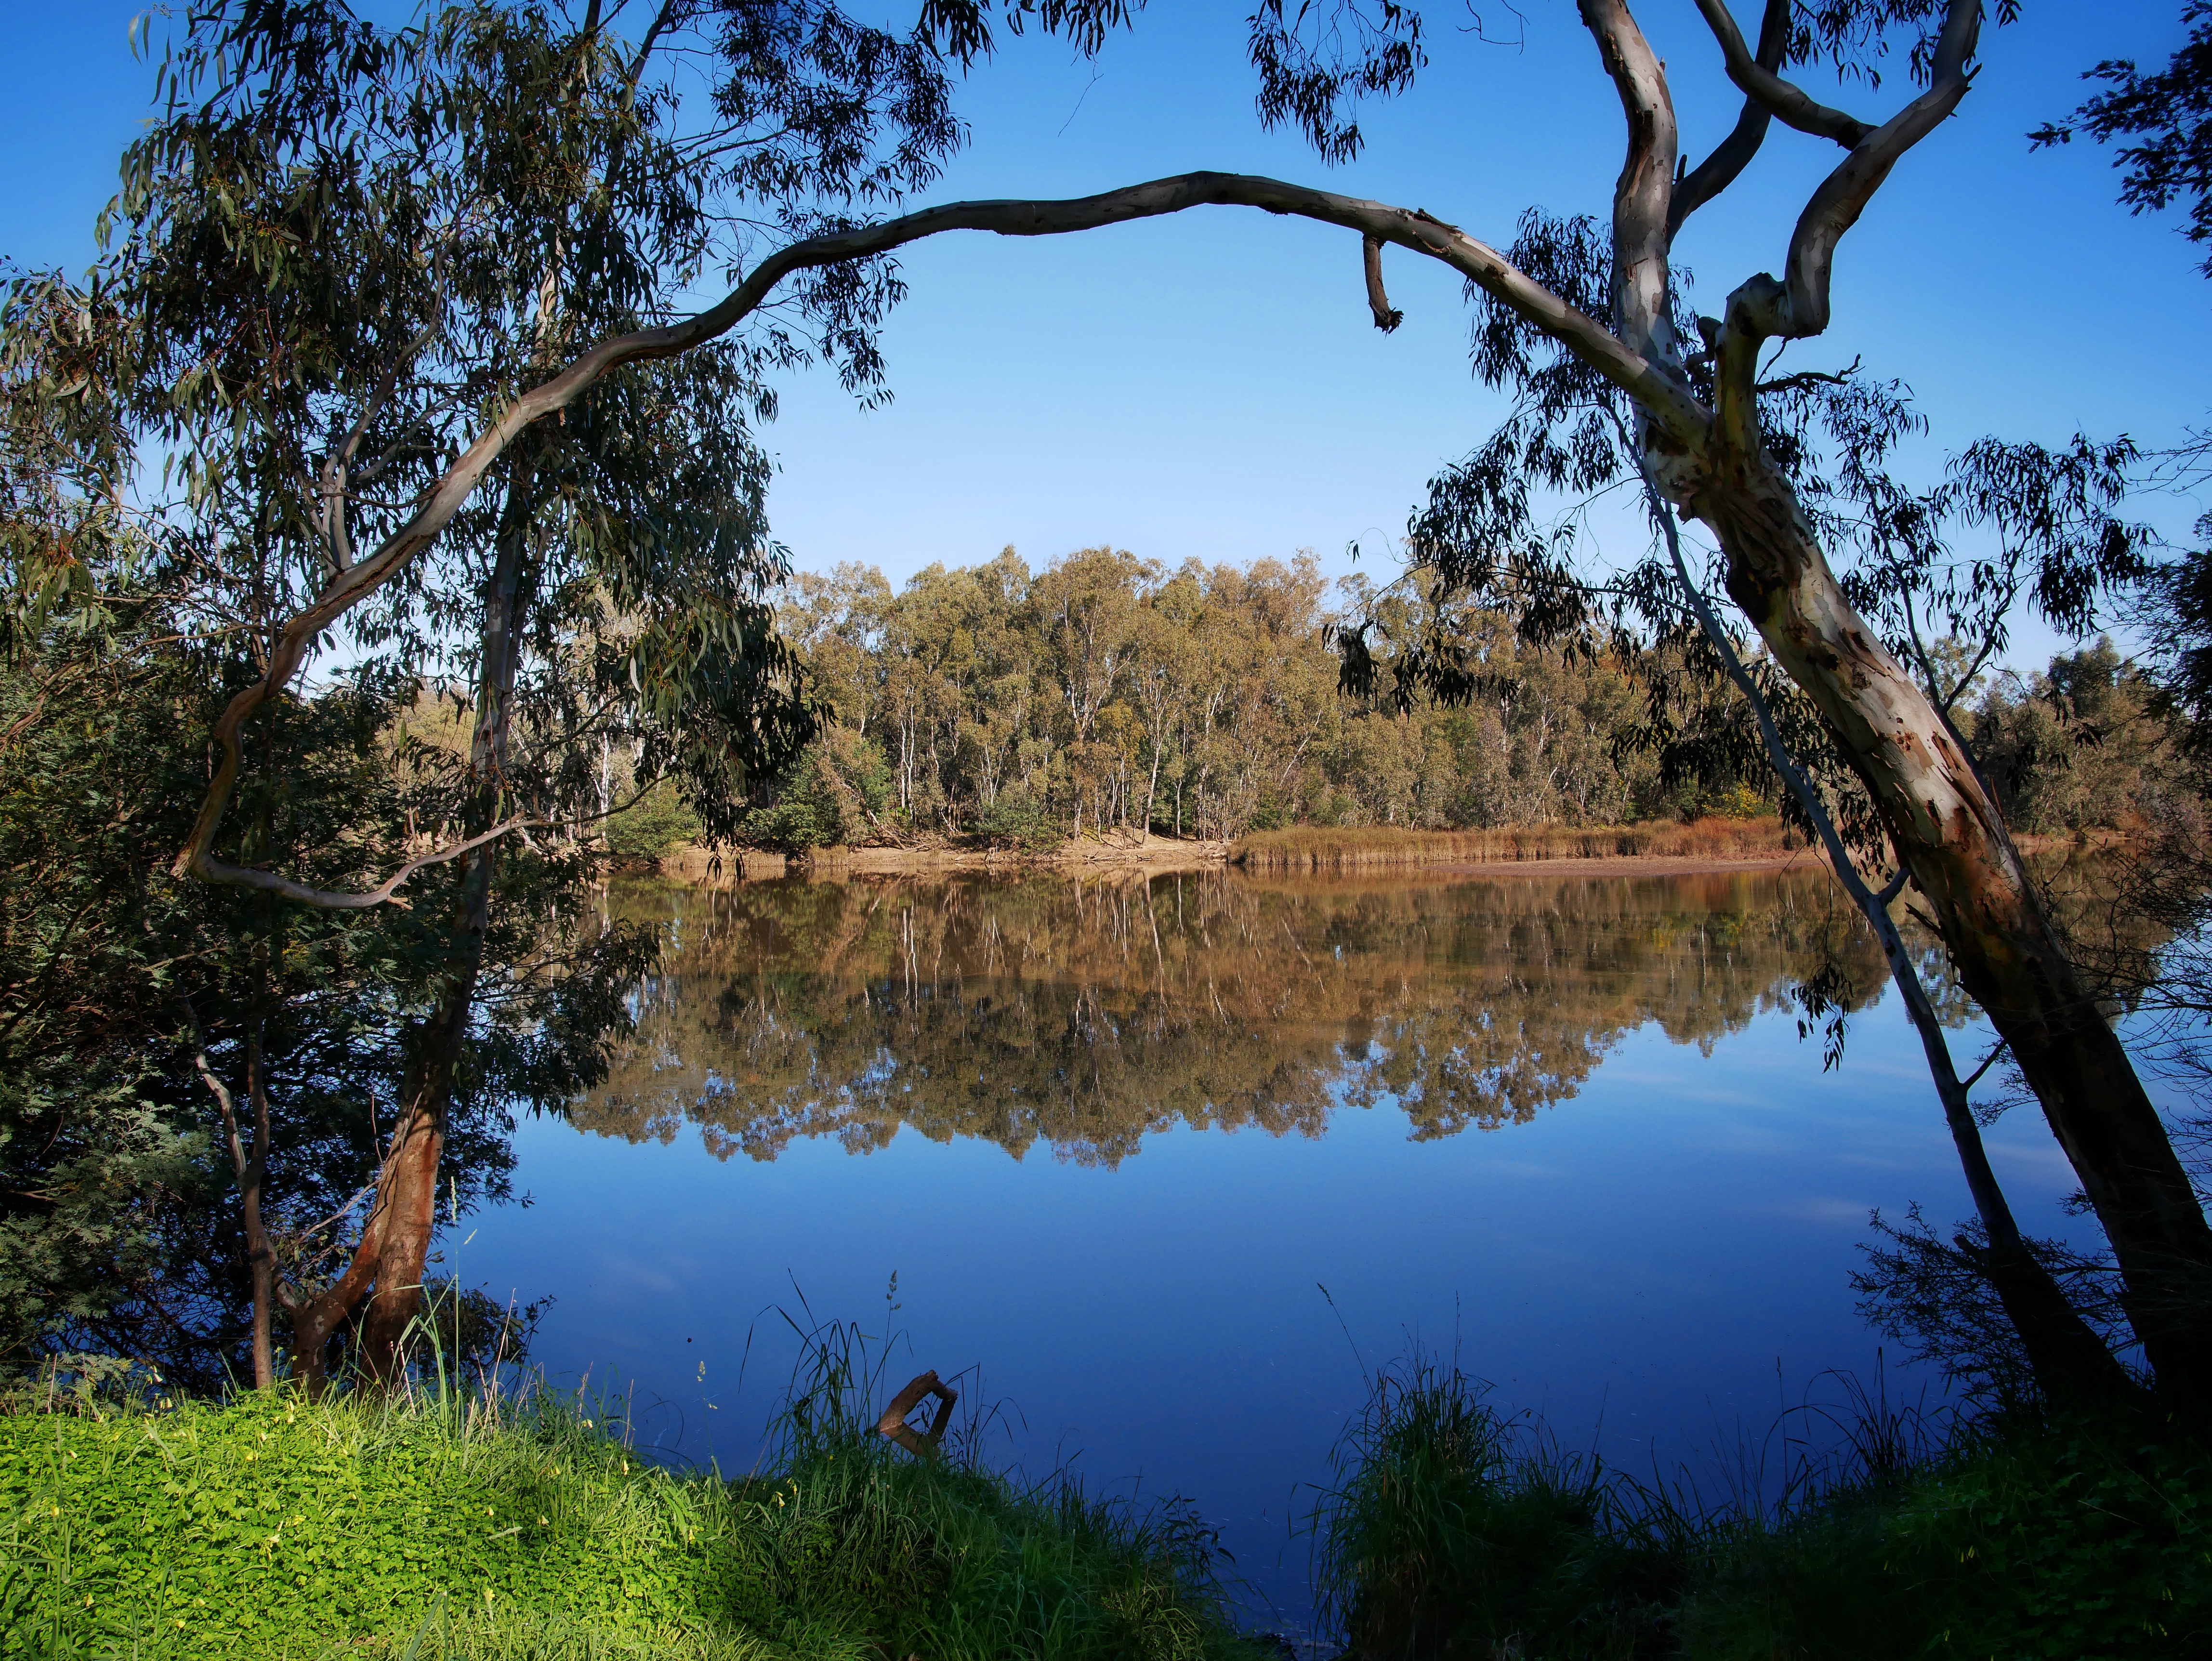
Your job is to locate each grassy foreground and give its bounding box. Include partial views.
[9,1358,2211,1660]
[1314,1358,2212,1661]
[0,1383,1267,1661]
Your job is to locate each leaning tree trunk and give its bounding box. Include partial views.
[355,464,536,1385]
[1682,445,2212,1398]
[1646,475,2137,1409]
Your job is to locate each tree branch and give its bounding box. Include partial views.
[1689,0,1875,149]
[1578,0,1683,367]
[1670,0,1790,237]
[173,170,1709,899]
[1724,0,1982,344]
[192,813,542,910]
[1754,355,1860,395]
[1361,234,1402,331]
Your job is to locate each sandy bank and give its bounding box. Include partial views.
[648,821,1841,884]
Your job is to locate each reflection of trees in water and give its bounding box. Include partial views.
[572,870,1887,1165]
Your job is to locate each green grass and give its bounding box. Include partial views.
[0,1374,1267,1661]
[15,1341,2207,1661]
[1309,1355,2212,1660]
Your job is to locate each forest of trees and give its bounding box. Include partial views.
[671,547,2194,854]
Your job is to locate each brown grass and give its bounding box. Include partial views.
[1229,817,1800,870]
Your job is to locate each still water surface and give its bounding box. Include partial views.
[466,867,2090,1622]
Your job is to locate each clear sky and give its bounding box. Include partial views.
[5,1,2206,666]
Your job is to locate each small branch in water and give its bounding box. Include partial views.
[877,1370,957,1457]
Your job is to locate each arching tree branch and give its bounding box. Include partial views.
[172,169,1712,901]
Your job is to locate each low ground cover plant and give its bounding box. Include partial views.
[0,1374,1262,1661]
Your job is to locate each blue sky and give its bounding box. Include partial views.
[5,1,2206,666]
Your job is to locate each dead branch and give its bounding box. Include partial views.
[1361,234,1402,332]
[876,1369,957,1458]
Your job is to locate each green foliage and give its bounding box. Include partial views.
[0,1386,1267,1661]
[1680,1419,2212,1659]
[604,782,703,859]
[743,748,852,851]
[1700,781,1772,821]
[743,734,889,851]
[1966,638,2187,836]
[1310,1357,2212,1660]
[764,550,1715,846]
[968,792,1059,851]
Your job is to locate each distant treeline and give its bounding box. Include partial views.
[637,548,2184,854]
[722,548,1739,851]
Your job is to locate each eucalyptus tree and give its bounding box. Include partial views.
[155,0,2212,1394]
[2030,0,2212,1213]
[130,0,959,1384]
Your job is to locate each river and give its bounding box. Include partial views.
[461,864,2100,1627]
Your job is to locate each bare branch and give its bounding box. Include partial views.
[1361,234,1402,332]
[1962,1039,2012,1092]
[186,1024,249,1188]
[1690,0,1875,149]
[1754,354,1861,395]
[192,813,542,911]
[1670,0,1790,237]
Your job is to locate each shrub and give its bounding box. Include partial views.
[1309,1357,2212,1660]
[604,780,702,858]
[970,794,1061,851]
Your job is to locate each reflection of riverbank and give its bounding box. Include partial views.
[574,867,1887,1166]
[658,828,1232,881]
[653,817,1816,882]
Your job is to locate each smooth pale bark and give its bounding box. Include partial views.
[1678,451,2212,1393]
[1585,0,2206,1393]
[1648,475,2140,1408]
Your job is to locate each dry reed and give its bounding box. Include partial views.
[1230,817,1800,871]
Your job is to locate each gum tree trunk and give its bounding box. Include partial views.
[334,463,535,1386]
[1683,449,2212,1395]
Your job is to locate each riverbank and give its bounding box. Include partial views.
[1,1383,1267,1661]
[8,1366,2202,1659]
[1310,1356,2207,1660]
[1229,817,1801,872]
[652,817,1810,883]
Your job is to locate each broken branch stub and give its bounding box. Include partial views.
[876,1370,957,1458]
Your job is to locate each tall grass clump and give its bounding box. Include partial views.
[1310,1356,2212,1659]
[0,1324,1269,1661]
[1309,1357,1682,1660]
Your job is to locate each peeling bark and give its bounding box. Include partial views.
[1676,448,2212,1395]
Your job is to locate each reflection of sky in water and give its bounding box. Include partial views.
[463,874,2111,1630]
